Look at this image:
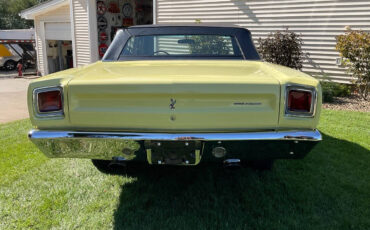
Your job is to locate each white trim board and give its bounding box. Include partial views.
[87,0,99,63]
[20,0,69,20]
[69,0,77,67]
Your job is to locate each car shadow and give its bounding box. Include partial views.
[112,133,369,230]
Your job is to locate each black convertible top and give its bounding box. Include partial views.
[128,23,246,29]
[103,25,260,61]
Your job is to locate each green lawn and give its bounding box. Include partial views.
[0,110,369,230]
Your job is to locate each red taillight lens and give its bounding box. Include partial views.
[288,90,312,112]
[38,90,62,112]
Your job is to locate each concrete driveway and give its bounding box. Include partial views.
[0,78,32,124]
[0,68,37,78]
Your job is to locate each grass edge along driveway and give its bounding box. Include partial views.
[0,109,369,230]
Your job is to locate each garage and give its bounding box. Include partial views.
[44,22,73,74]
[20,1,73,75]
[20,0,153,76]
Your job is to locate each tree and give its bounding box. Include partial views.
[336,29,370,100]
[0,0,47,29]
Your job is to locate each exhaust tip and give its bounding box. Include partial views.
[109,157,127,168]
[223,158,241,169]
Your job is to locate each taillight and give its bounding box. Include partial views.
[288,90,312,112]
[285,86,315,116]
[34,87,64,117]
[38,90,62,112]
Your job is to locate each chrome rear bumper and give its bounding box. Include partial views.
[28,129,321,163]
[29,130,321,141]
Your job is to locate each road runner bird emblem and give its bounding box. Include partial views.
[170,98,176,110]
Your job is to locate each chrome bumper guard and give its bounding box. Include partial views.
[28,129,322,163]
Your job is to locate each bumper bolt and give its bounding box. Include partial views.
[289,151,294,155]
[185,142,189,146]
[157,142,161,146]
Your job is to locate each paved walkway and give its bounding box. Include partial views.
[0,78,33,124]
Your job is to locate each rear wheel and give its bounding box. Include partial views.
[4,60,16,71]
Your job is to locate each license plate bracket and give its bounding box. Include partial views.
[145,141,202,165]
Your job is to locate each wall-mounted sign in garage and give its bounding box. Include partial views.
[122,3,133,18]
[96,0,153,59]
[99,31,108,43]
[97,1,107,15]
[108,1,120,13]
[97,16,108,30]
[99,43,108,57]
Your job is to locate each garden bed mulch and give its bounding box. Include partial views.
[323,94,369,112]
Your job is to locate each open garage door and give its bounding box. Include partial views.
[45,22,72,40]
[44,22,73,74]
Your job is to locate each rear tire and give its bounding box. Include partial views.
[4,60,16,71]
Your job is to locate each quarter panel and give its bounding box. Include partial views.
[27,66,90,130]
[260,63,322,130]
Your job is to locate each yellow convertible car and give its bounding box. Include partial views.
[28,25,322,172]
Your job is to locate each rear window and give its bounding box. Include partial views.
[119,34,243,59]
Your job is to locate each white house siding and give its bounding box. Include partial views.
[156,0,370,83]
[70,0,99,67]
[157,36,192,54]
[34,5,70,75]
[70,0,91,66]
[34,23,45,75]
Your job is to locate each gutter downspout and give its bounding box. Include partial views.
[69,0,77,67]
[153,0,157,24]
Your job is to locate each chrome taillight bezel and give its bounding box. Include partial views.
[33,86,64,118]
[285,85,316,117]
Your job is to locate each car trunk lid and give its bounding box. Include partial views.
[67,61,280,132]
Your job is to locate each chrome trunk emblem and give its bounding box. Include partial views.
[170,98,176,110]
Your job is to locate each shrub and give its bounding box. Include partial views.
[322,83,335,103]
[258,29,304,70]
[336,29,370,100]
[321,79,353,103]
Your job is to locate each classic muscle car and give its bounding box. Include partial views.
[28,25,322,172]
